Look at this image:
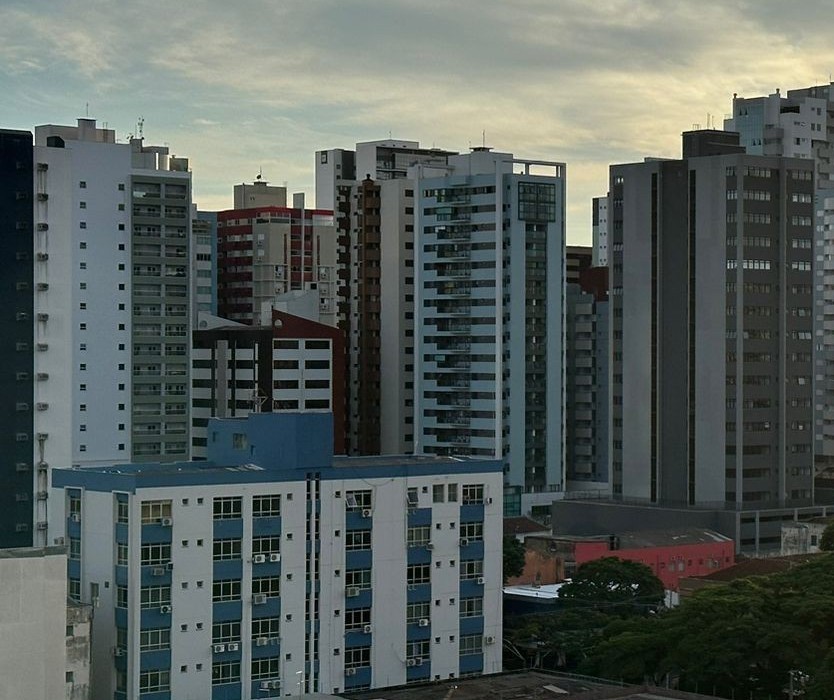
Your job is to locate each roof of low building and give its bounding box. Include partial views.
[695,553,820,582]
[504,516,551,536]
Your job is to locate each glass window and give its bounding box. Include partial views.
[213,496,242,520]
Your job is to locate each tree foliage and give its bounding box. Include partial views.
[503,535,526,583]
[559,557,664,607]
[820,522,834,551]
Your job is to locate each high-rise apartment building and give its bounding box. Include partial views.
[0,128,35,547]
[592,195,609,267]
[27,118,190,546]
[216,183,336,326]
[192,210,217,323]
[609,130,814,507]
[414,148,566,512]
[726,84,834,469]
[52,412,503,698]
[316,140,456,455]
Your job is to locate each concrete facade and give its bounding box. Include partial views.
[51,412,503,698]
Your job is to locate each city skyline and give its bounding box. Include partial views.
[4,0,834,243]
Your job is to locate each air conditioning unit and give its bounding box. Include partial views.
[415,658,424,666]
[260,680,280,690]
[112,647,125,657]
[36,283,49,291]
[212,643,226,653]
[269,553,281,563]
[344,668,357,677]
[36,343,48,351]
[159,605,172,614]
[459,538,469,547]
[36,402,49,411]
[418,618,429,627]
[425,543,434,550]
[406,659,417,667]
[159,517,173,527]
[152,567,165,577]
[253,594,267,605]
[345,587,360,598]
[227,642,240,652]
[363,624,372,634]
[476,576,485,585]
[485,635,496,645]
[486,497,493,505]
[70,513,80,523]
[37,222,49,231]
[166,561,173,571]
[36,252,48,261]
[36,372,49,381]
[255,637,269,647]
[253,554,266,564]
[361,508,372,518]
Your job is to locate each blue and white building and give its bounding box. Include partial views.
[51,412,503,699]
[414,148,566,514]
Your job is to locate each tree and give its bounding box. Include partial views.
[819,522,834,551]
[503,535,526,583]
[559,557,664,608]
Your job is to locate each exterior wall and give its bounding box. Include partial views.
[0,129,35,546]
[315,149,355,212]
[0,547,67,700]
[192,211,217,323]
[781,520,827,554]
[504,538,564,586]
[592,195,609,267]
[66,601,93,700]
[573,541,735,591]
[51,414,502,697]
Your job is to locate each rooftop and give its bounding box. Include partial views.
[504,517,551,537]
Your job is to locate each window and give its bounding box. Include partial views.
[117,543,128,566]
[344,646,370,670]
[460,560,483,580]
[252,576,281,597]
[69,537,81,560]
[460,597,483,618]
[407,601,431,624]
[140,543,171,566]
[116,501,129,524]
[212,580,240,603]
[407,564,431,585]
[460,522,484,542]
[232,432,247,449]
[213,496,242,520]
[407,640,430,661]
[251,656,281,681]
[213,538,241,561]
[211,661,240,686]
[346,569,371,590]
[212,621,240,644]
[140,500,171,524]
[253,494,280,517]
[407,526,431,547]
[140,628,171,651]
[461,484,484,505]
[116,585,128,608]
[346,530,371,551]
[139,670,170,693]
[252,535,281,556]
[345,607,371,631]
[448,483,458,502]
[433,484,445,503]
[460,634,483,656]
[79,181,86,188]
[345,490,372,510]
[252,617,280,639]
[140,586,171,609]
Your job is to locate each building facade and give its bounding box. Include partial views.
[51,412,503,699]
[192,210,217,323]
[415,149,566,509]
[610,130,814,507]
[592,195,609,267]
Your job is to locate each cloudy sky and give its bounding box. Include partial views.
[3,0,833,243]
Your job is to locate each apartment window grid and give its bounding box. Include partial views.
[140,628,171,651]
[407,602,431,625]
[212,579,241,603]
[252,535,280,555]
[139,670,170,693]
[407,564,431,585]
[68,578,81,602]
[346,530,372,551]
[459,634,483,656]
[140,500,172,524]
[211,661,240,686]
[212,621,240,644]
[345,569,371,590]
[140,586,171,609]
[344,646,371,670]
[116,585,128,608]
[345,490,372,510]
[460,597,483,618]
[345,607,371,631]
[407,640,430,662]
[117,543,128,566]
[252,576,281,597]
[116,501,129,524]
[213,538,242,561]
[460,560,483,580]
[460,522,484,542]
[461,484,484,505]
[69,537,81,560]
[407,526,431,547]
[251,656,281,680]
[140,543,171,566]
[213,496,242,520]
[252,617,280,639]
[253,494,281,517]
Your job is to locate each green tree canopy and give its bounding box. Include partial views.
[819,522,834,551]
[503,535,526,583]
[559,557,664,608]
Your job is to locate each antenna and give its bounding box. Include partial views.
[256,167,263,181]
[482,130,486,148]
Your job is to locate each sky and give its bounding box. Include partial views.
[3,0,834,244]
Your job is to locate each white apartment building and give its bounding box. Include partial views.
[414,148,566,513]
[31,118,191,546]
[51,412,503,699]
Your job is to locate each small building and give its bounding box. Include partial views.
[66,599,93,699]
[781,516,833,554]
